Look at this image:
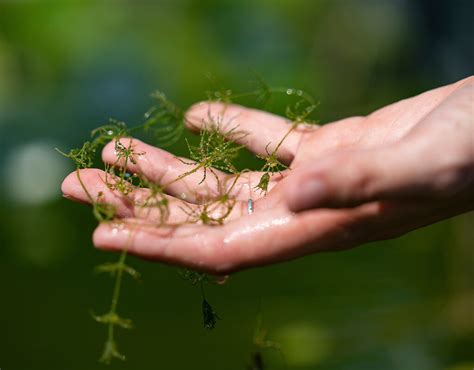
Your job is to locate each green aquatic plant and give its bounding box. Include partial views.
[205,72,234,103]
[180,269,221,330]
[56,141,97,169]
[93,249,135,364]
[138,90,185,147]
[254,143,289,194]
[254,87,318,193]
[134,177,170,225]
[176,115,245,185]
[57,124,145,363]
[201,75,319,194]
[58,75,317,364]
[247,309,285,370]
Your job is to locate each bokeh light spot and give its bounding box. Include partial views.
[4,141,70,205]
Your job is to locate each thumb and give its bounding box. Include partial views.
[285,143,460,212]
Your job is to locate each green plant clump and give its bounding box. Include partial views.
[57,76,318,364]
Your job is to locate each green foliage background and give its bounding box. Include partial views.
[0,1,472,369]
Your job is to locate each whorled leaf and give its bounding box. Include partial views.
[92,311,133,330]
[95,262,141,280]
[99,339,126,365]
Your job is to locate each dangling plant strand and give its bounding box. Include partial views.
[93,245,134,364]
[57,93,185,363]
[201,282,219,330]
[247,309,285,370]
[57,125,144,364]
[180,270,220,330]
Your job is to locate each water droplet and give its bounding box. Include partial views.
[110,222,125,235]
[144,107,155,119]
[107,130,114,136]
[286,88,295,95]
[296,90,303,96]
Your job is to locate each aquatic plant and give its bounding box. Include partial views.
[58,76,317,363]
[247,309,285,370]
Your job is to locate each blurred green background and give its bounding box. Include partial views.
[0,1,473,369]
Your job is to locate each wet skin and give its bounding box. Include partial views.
[62,76,474,274]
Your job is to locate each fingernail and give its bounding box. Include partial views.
[288,178,326,212]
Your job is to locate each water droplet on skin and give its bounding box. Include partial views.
[110,222,125,235]
[180,192,187,200]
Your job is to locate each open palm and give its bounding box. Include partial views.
[62,77,473,273]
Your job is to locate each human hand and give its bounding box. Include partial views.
[61,77,474,274]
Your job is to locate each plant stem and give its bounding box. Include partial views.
[103,249,128,352]
[274,122,297,153]
[110,249,128,313]
[75,168,94,203]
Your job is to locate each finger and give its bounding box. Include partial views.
[285,139,471,212]
[61,168,249,224]
[185,102,310,164]
[285,146,425,211]
[93,220,230,272]
[102,137,282,202]
[61,168,183,222]
[93,208,298,274]
[91,202,379,274]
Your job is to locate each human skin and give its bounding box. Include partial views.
[61,76,474,274]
